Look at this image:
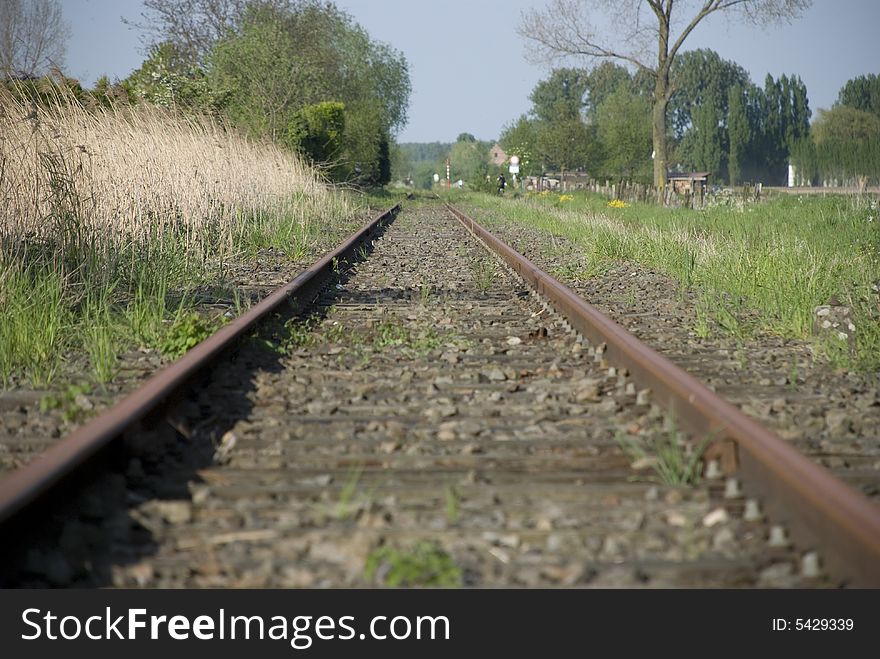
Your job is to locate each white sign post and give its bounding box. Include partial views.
[509,155,520,186]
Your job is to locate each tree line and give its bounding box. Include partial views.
[399,57,878,192]
[393,136,503,191]
[498,58,878,188]
[2,0,411,187]
[789,74,880,187]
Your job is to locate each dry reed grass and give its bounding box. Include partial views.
[0,84,345,253]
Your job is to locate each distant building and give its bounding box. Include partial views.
[668,172,709,195]
[490,143,507,166]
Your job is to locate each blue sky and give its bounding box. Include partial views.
[64,0,880,143]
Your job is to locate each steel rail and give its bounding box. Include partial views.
[0,203,401,527]
[447,202,880,587]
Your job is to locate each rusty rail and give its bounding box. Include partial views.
[447,202,880,587]
[0,203,401,527]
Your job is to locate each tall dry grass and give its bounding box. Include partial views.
[0,84,351,387]
[0,84,344,253]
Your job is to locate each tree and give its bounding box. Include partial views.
[499,115,541,176]
[669,49,750,181]
[449,139,489,185]
[535,119,596,183]
[812,106,880,145]
[669,49,749,139]
[208,7,307,142]
[755,73,810,183]
[689,101,723,179]
[126,0,294,66]
[790,108,880,188]
[529,67,590,122]
[518,0,811,187]
[836,74,880,119]
[207,1,410,183]
[0,0,70,77]
[727,84,751,185]
[595,87,653,181]
[288,101,346,169]
[125,41,217,111]
[582,61,632,118]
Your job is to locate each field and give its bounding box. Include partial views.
[453,190,880,370]
[0,87,353,389]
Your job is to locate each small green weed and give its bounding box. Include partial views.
[445,486,460,524]
[471,258,495,293]
[335,467,363,520]
[371,320,443,354]
[311,466,373,522]
[40,382,93,423]
[283,317,319,351]
[617,419,709,487]
[694,299,712,339]
[323,321,346,343]
[160,312,224,359]
[364,542,462,587]
[85,321,117,384]
[374,320,409,349]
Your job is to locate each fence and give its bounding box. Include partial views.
[583,179,763,209]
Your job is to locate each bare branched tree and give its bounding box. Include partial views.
[124,0,294,65]
[0,0,71,78]
[518,0,811,187]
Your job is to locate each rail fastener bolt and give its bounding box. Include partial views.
[724,477,743,499]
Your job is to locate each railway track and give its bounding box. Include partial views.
[0,198,878,587]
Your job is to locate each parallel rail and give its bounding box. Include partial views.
[447,202,880,587]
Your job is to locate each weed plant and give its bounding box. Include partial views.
[470,258,495,293]
[364,542,462,587]
[617,419,709,487]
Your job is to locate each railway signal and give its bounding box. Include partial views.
[509,155,520,187]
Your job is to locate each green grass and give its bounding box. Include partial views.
[470,257,495,293]
[261,314,447,360]
[364,542,462,587]
[617,419,710,487]
[444,486,460,524]
[0,198,353,389]
[0,265,69,387]
[456,191,880,370]
[39,382,93,423]
[160,311,226,359]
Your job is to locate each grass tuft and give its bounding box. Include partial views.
[364,542,462,587]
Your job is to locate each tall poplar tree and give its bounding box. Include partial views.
[726,84,751,186]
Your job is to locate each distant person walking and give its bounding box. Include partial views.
[497,173,506,195]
